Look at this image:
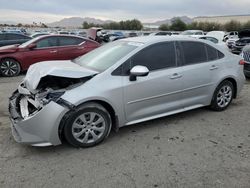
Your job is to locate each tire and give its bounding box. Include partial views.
[0,58,21,77]
[63,103,112,148]
[210,80,235,111]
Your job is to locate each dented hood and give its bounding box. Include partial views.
[23,60,98,92]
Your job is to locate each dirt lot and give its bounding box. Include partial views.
[0,76,250,188]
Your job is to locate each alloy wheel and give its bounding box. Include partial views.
[216,85,233,108]
[0,59,20,76]
[72,112,106,144]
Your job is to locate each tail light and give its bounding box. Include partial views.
[239,59,246,65]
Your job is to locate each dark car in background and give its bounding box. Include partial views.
[0,33,31,47]
[231,29,250,54]
[241,45,250,77]
[0,35,100,76]
[102,33,126,42]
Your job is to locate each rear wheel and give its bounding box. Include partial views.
[210,80,234,111]
[0,58,21,77]
[63,103,112,147]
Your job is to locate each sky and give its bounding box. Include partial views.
[0,0,250,23]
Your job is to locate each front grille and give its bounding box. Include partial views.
[243,51,250,63]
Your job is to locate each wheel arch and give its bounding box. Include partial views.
[58,99,119,142]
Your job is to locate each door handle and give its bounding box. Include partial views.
[170,73,182,79]
[77,47,85,50]
[50,50,57,53]
[210,65,218,70]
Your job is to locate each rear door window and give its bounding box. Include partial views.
[58,36,84,46]
[206,44,219,61]
[36,37,58,48]
[180,41,207,65]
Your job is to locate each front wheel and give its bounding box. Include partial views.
[0,58,21,77]
[63,103,112,147]
[210,80,234,111]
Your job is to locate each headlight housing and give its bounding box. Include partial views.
[40,91,65,105]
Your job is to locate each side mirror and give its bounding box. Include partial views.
[28,43,37,49]
[129,65,149,81]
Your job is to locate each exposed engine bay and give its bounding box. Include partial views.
[11,75,94,119]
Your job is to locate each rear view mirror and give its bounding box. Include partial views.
[28,43,37,49]
[129,65,149,81]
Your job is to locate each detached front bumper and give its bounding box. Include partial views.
[9,92,69,146]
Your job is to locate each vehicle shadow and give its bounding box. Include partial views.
[24,106,212,154]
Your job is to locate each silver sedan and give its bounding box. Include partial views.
[9,36,245,147]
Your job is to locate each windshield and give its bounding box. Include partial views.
[75,41,142,72]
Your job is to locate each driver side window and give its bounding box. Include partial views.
[112,42,177,76]
[36,37,58,48]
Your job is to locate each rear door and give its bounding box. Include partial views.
[177,41,215,108]
[56,36,86,60]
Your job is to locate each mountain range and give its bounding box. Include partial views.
[47,16,193,28]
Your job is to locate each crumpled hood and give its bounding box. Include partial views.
[23,60,98,92]
[0,44,19,53]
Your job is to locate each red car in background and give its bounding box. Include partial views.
[0,35,100,76]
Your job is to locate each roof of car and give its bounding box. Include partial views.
[122,36,203,44]
[35,34,88,40]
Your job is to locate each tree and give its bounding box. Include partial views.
[242,21,250,30]
[159,24,170,31]
[224,20,242,31]
[17,23,23,27]
[41,23,48,28]
[101,19,143,30]
[170,18,187,31]
[187,22,199,30]
[83,21,90,29]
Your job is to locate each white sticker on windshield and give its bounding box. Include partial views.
[128,42,144,47]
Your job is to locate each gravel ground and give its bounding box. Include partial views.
[0,76,250,188]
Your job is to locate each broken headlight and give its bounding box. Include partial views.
[40,91,65,105]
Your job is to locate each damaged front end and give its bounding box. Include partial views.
[9,75,95,146]
[10,75,93,120]
[9,60,98,146]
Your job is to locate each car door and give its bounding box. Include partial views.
[56,36,86,60]
[122,42,184,123]
[177,41,215,108]
[20,36,59,68]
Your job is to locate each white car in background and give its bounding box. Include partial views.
[180,30,205,38]
[226,37,239,49]
[224,31,238,41]
[200,31,229,50]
